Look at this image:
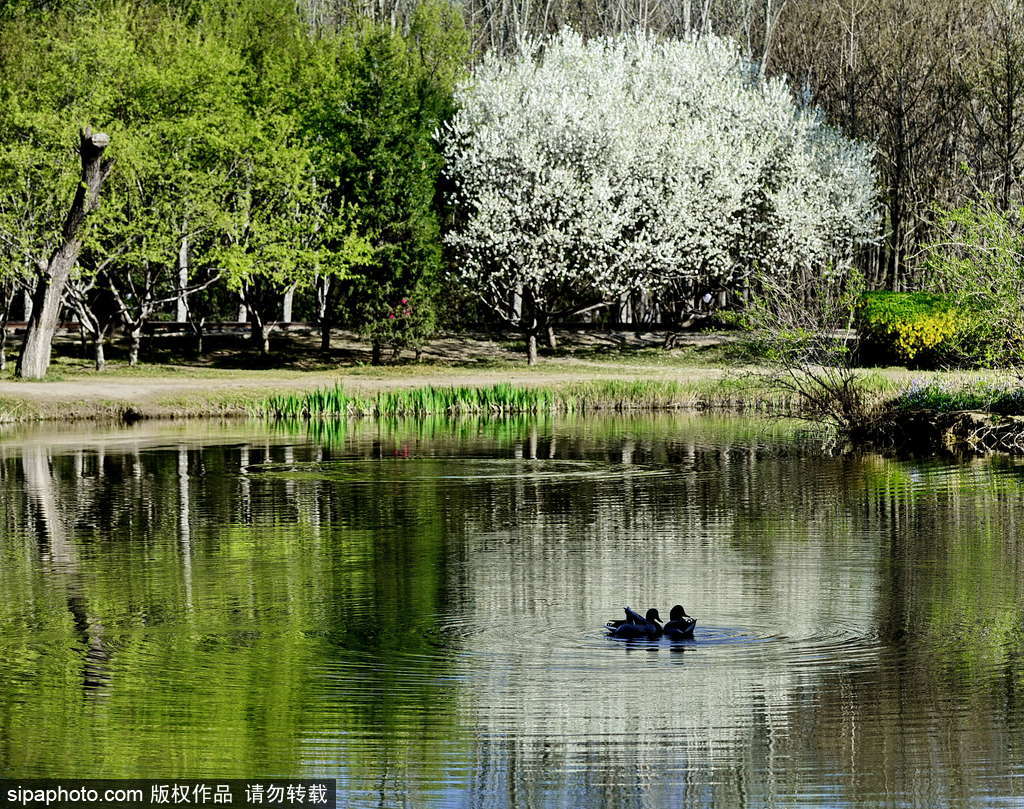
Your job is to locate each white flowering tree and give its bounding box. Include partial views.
[440,29,878,363]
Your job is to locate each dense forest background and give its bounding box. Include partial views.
[302,0,1024,293]
[0,0,1021,370]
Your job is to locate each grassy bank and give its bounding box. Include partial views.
[0,362,1006,424]
[860,379,1024,455]
[0,371,786,423]
[0,330,757,422]
[0,329,1015,425]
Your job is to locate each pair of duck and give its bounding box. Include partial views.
[606,605,696,640]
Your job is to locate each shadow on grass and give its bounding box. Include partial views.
[2,326,758,379]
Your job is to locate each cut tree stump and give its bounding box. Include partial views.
[16,127,113,379]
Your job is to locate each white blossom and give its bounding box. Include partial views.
[439,29,878,337]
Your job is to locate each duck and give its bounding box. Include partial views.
[662,604,696,640]
[606,605,645,630]
[607,606,663,639]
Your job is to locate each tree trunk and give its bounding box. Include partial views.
[282,286,294,323]
[176,233,189,322]
[128,328,141,367]
[546,326,557,350]
[370,340,383,365]
[0,285,12,372]
[94,337,105,372]
[17,128,113,379]
[250,317,271,355]
[186,312,205,358]
[316,275,332,353]
[522,287,540,365]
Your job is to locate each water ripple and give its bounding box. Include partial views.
[248,457,674,484]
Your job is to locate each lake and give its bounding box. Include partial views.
[1,414,1023,808]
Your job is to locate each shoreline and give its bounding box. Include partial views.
[4,370,1024,458]
[866,409,1024,455]
[2,331,1022,459]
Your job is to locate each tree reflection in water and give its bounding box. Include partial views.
[0,415,1022,808]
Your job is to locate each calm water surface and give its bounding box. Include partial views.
[2,414,1024,808]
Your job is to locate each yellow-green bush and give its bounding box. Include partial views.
[857,292,965,364]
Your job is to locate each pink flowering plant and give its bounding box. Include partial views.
[362,294,435,361]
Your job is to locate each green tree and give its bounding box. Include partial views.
[0,3,247,371]
[217,132,368,355]
[0,0,465,370]
[0,11,123,377]
[207,0,372,355]
[334,2,468,364]
[81,8,249,366]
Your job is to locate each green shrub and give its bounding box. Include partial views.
[923,198,1024,368]
[361,294,437,362]
[856,292,968,366]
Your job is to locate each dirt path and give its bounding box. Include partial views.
[0,374,336,401]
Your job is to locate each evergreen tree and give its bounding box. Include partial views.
[335,1,468,363]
